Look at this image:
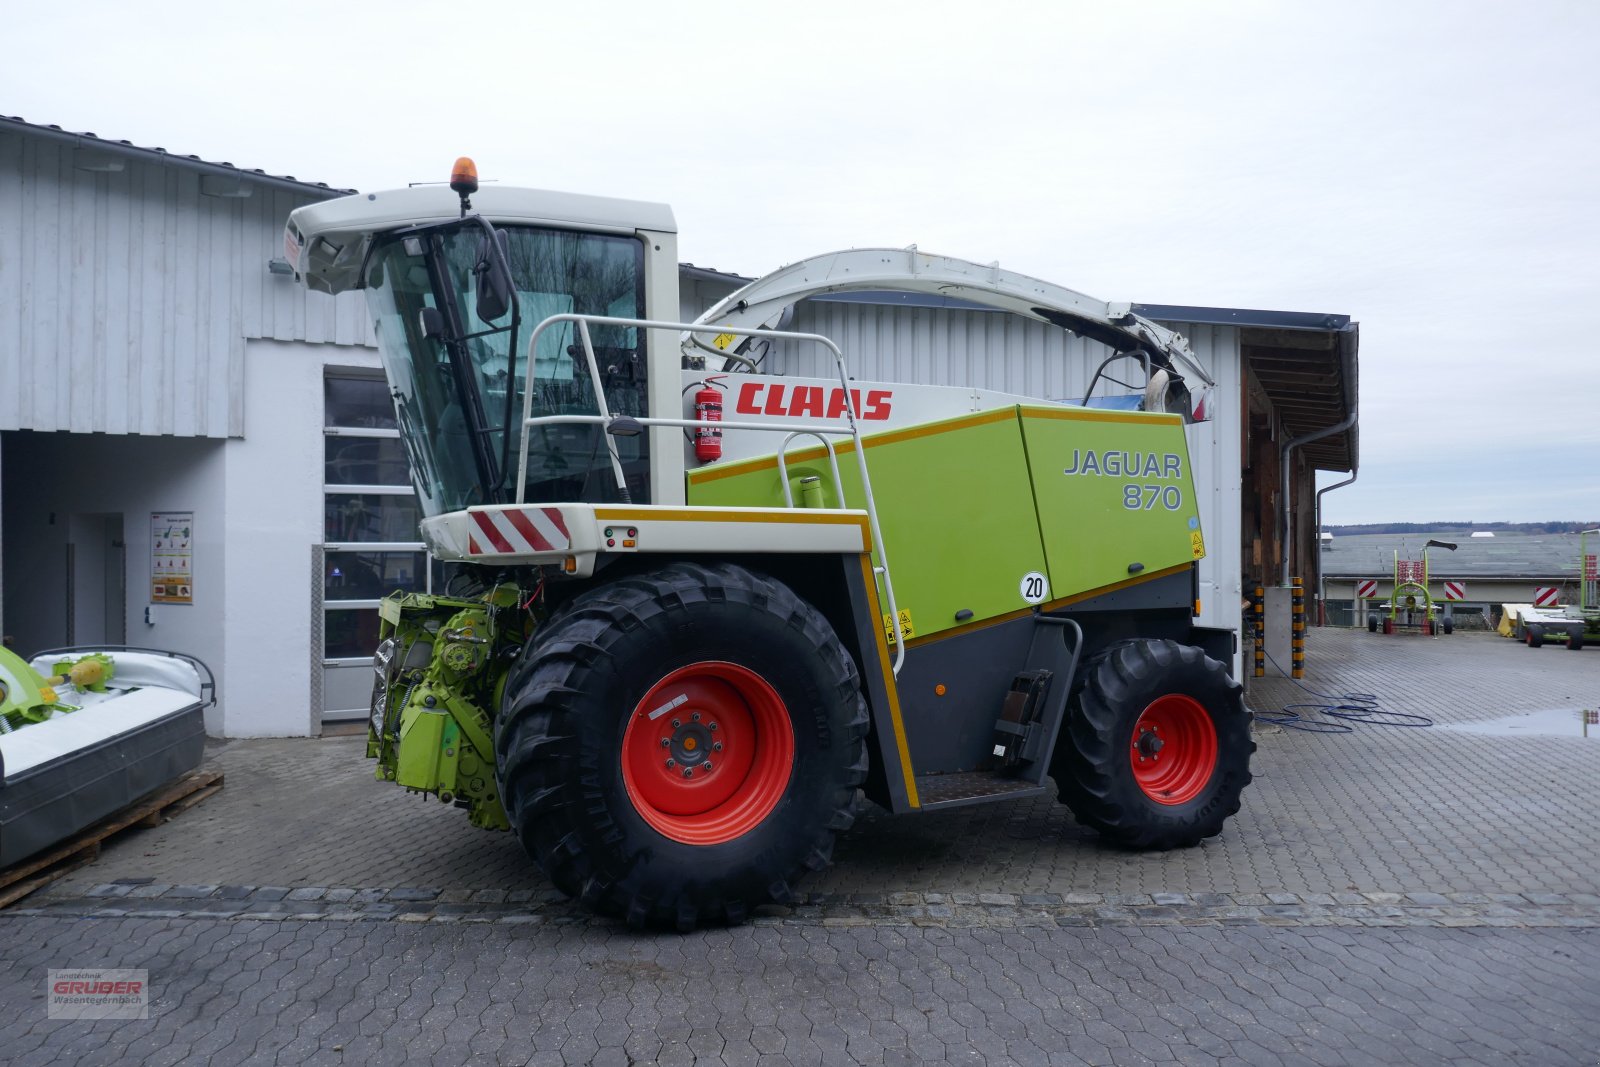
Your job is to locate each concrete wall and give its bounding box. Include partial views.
[1324,576,1577,627]
[222,338,382,737]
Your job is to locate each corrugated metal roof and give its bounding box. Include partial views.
[0,115,354,198]
[1321,531,1594,580]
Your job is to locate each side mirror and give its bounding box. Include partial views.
[418,307,445,339]
[606,415,644,438]
[474,228,513,322]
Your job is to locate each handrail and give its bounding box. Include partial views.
[516,314,907,673]
[776,432,845,509]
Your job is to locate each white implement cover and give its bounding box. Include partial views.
[0,653,205,779]
[0,648,209,867]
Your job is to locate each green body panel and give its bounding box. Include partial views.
[688,409,1050,641]
[687,405,1202,640]
[395,708,452,790]
[367,591,518,832]
[1018,409,1203,596]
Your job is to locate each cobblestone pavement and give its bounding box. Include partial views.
[39,628,1600,904]
[3,628,1597,1065]
[3,915,1596,1066]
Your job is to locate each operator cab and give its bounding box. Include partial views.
[285,160,678,516]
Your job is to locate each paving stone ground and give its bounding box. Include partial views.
[3,627,1598,1064]
[3,916,1597,1066]
[37,628,1600,903]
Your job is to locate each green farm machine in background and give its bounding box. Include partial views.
[1367,539,1458,635]
[283,160,1254,929]
[1520,529,1600,649]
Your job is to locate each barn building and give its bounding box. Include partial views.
[0,116,1358,735]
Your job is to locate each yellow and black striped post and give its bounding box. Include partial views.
[1291,577,1306,679]
[1252,586,1265,677]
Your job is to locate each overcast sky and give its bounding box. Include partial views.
[7,1,1597,523]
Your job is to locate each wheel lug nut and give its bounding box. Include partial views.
[682,767,693,779]
[708,722,718,731]
[712,742,723,752]
[661,738,671,747]
[704,762,713,771]
[691,712,701,722]
[665,758,675,768]
[671,719,681,729]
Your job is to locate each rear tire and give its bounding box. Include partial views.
[495,562,868,929]
[1442,618,1453,635]
[1527,625,1545,648]
[1568,630,1584,651]
[1367,614,1378,633]
[1052,640,1254,850]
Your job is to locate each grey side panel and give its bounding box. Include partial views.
[1190,626,1237,675]
[0,702,206,867]
[1062,570,1195,615]
[897,615,1041,775]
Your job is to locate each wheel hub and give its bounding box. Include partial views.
[1128,694,1218,806]
[667,720,717,775]
[621,661,795,845]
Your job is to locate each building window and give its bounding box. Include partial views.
[321,369,429,720]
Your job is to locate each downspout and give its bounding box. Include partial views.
[1279,335,1358,587]
[1314,468,1358,623]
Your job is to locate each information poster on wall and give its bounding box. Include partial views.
[151,511,194,605]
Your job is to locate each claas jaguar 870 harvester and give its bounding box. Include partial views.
[284,159,1253,929]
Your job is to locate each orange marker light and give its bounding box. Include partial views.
[935,684,947,696]
[450,157,479,196]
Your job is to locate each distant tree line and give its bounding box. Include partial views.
[1326,521,1599,535]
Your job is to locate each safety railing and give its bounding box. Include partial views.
[514,314,907,674]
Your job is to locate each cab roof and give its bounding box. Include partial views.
[287,184,676,294]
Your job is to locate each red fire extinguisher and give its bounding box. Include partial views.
[694,376,727,462]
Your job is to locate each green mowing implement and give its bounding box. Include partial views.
[286,159,1253,929]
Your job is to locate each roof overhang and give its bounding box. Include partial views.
[1138,303,1359,473]
[1,114,352,199]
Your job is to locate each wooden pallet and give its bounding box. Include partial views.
[0,768,224,909]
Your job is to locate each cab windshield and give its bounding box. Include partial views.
[364,222,648,516]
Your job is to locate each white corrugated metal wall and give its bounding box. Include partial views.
[0,127,371,439]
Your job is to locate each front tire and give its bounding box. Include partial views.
[1053,640,1254,850]
[495,562,868,930]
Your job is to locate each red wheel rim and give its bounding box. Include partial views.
[1128,694,1218,806]
[621,661,795,845]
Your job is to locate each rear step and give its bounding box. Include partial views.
[915,771,1049,810]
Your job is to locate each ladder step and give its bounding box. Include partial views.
[915,771,1048,810]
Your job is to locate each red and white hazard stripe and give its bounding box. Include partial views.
[1586,554,1597,580]
[1442,581,1465,601]
[1355,579,1378,599]
[1533,586,1560,608]
[467,507,571,556]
